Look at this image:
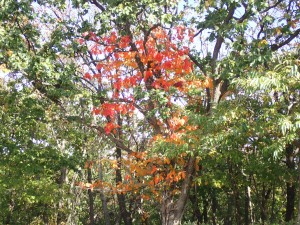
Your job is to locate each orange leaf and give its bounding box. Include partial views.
[119,35,131,48]
[151,165,157,174]
[105,45,115,53]
[144,70,153,81]
[104,122,119,134]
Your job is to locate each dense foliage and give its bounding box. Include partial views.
[0,0,299,224]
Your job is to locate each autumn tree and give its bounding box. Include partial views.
[1,0,300,225]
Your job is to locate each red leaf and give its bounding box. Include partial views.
[102,103,115,118]
[94,73,101,81]
[96,63,103,70]
[91,44,101,55]
[162,61,172,70]
[144,70,152,81]
[104,122,119,134]
[153,52,163,63]
[77,38,84,45]
[109,32,117,44]
[173,81,183,88]
[119,35,131,48]
[92,107,101,115]
[114,78,122,90]
[105,45,115,53]
[84,73,92,80]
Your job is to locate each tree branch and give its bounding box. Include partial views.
[89,0,105,11]
[260,0,284,13]
[211,4,235,72]
[271,28,300,51]
[188,53,207,76]
[91,125,133,154]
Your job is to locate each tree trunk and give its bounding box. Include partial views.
[116,146,132,225]
[224,194,233,225]
[115,115,132,225]
[228,158,243,225]
[297,187,300,224]
[189,186,202,225]
[98,155,111,225]
[211,189,218,225]
[297,156,300,225]
[203,194,208,224]
[245,185,249,225]
[270,182,276,223]
[57,167,68,224]
[87,164,95,225]
[286,144,296,222]
[286,182,296,222]
[261,184,271,225]
[248,185,254,224]
[160,157,195,225]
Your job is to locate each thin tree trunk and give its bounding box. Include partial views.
[189,186,202,225]
[228,158,243,225]
[67,172,82,225]
[57,167,68,224]
[286,182,296,222]
[248,185,254,224]
[270,182,276,223]
[224,194,233,225]
[211,189,218,225]
[98,155,111,225]
[203,194,208,224]
[297,155,300,225]
[261,184,271,225]
[116,146,132,225]
[297,178,300,224]
[245,185,249,225]
[87,164,95,225]
[115,115,132,225]
[286,144,296,222]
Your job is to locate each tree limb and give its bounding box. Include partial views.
[91,125,133,154]
[89,0,105,11]
[271,28,300,51]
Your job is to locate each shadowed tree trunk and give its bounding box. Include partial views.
[270,181,276,223]
[115,146,132,225]
[228,158,243,225]
[98,154,111,225]
[224,194,233,225]
[203,194,208,224]
[115,114,132,225]
[261,184,271,225]
[87,162,95,225]
[297,156,300,224]
[190,186,202,225]
[57,167,68,224]
[211,189,218,225]
[286,144,296,222]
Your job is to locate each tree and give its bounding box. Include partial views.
[0,0,299,224]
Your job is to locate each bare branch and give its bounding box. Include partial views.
[188,53,207,76]
[260,0,284,13]
[211,4,235,72]
[91,125,133,154]
[89,0,105,11]
[271,28,300,51]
